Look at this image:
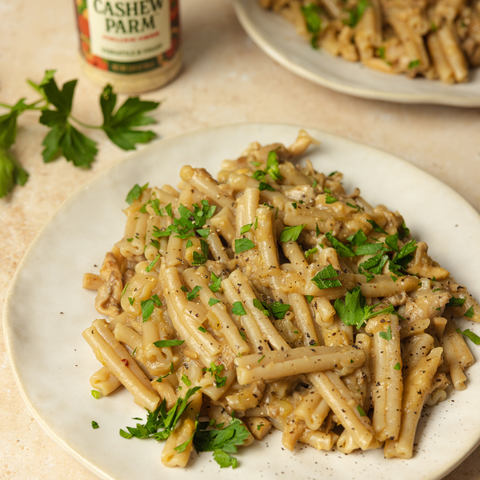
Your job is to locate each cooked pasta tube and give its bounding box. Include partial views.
[439,318,474,390]
[384,347,443,459]
[365,314,403,442]
[235,345,364,384]
[90,366,122,396]
[229,270,289,351]
[308,371,375,451]
[83,322,160,411]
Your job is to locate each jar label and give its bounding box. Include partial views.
[75,0,180,74]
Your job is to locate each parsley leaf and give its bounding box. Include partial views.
[40,76,99,167]
[0,147,29,198]
[258,181,275,191]
[305,295,314,303]
[203,362,227,388]
[145,254,161,272]
[465,306,474,319]
[393,362,401,370]
[271,302,290,319]
[198,326,207,333]
[311,264,342,289]
[141,295,162,322]
[209,272,222,293]
[334,286,396,329]
[280,224,306,243]
[126,182,149,204]
[456,328,480,345]
[408,59,420,69]
[447,296,466,308]
[209,297,221,306]
[240,223,253,235]
[186,286,202,301]
[153,339,185,348]
[193,415,250,469]
[343,0,368,28]
[325,194,338,204]
[253,298,269,316]
[92,421,99,429]
[357,406,366,417]
[231,302,246,316]
[235,238,256,254]
[305,247,318,258]
[301,4,323,48]
[325,232,355,257]
[100,84,159,150]
[91,389,101,399]
[156,362,174,382]
[366,219,387,234]
[379,326,392,341]
[192,239,209,265]
[120,386,201,441]
[181,374,192,387]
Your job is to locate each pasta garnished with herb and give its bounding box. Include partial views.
[259,0,480,83]
[83,131,480,468]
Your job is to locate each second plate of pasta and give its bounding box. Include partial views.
[4,124,480,480]
[233,0,480,107]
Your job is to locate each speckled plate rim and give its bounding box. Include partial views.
[4,123,480,480]
[233,0,480,107]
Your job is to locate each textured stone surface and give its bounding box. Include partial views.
[1,0,479,479]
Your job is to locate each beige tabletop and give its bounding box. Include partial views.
[1,0,480,479]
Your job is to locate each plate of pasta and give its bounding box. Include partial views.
[233,0,480,106]
[4,124,480,480]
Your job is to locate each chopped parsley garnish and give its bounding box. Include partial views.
[253,298,269,316]
[379,326,392,341]
[408,59,420,69]
[91,390,101,399]
[311,264,342,289]
[120,386,201,441]
[259,181,275,191]
[121,282,129,297]
[198,326,207,333]
[325,194,338,204]
[377,46,386,59]
[305,247,318,258]
[280,224,306,243]
[235,238,256,254]
[447,296,466,308]
[209,297,221,306]
[128,297,134,306]
[356,406,366,417]
[465,306,474,319]
[192,239,209,265]
[257,423,264,430]
[258,355,266,363]
[239,330,246,341]
[209,272,222,292]
[334,286,397,329]
[292,202,297,209]
[92,420,99,429]
[325,231,355,257]
[186,239,193,249]
[366,219,387,234]
[231,302,247,316]
[343,0,368,27]
[393,362,401,370]
[301,4,323,48]
[240,223,253,235]
[140,294,162,322]
[203,362,227,388]
[271,302,290,319]
[145,254,160,272]
[153,339,185,348]
[155,362,174,382]
[306,295,314,303]
[181,374,192,387]
[193,414,250,468]
[152,201,216,240]
[126,183,148,205]
[456,328,480,345]
[186,285,202,301]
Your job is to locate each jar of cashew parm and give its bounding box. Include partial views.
[74,0,181,93]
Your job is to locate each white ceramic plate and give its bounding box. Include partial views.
[233,0,480,107]
[4,124,480,480]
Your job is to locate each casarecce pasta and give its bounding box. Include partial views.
[82,130,480,468]
[259,0,480,84]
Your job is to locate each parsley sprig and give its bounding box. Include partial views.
[193,415,250,468]
[334,286,398,329]
[0,70,160,198]
[120,386,201,441]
